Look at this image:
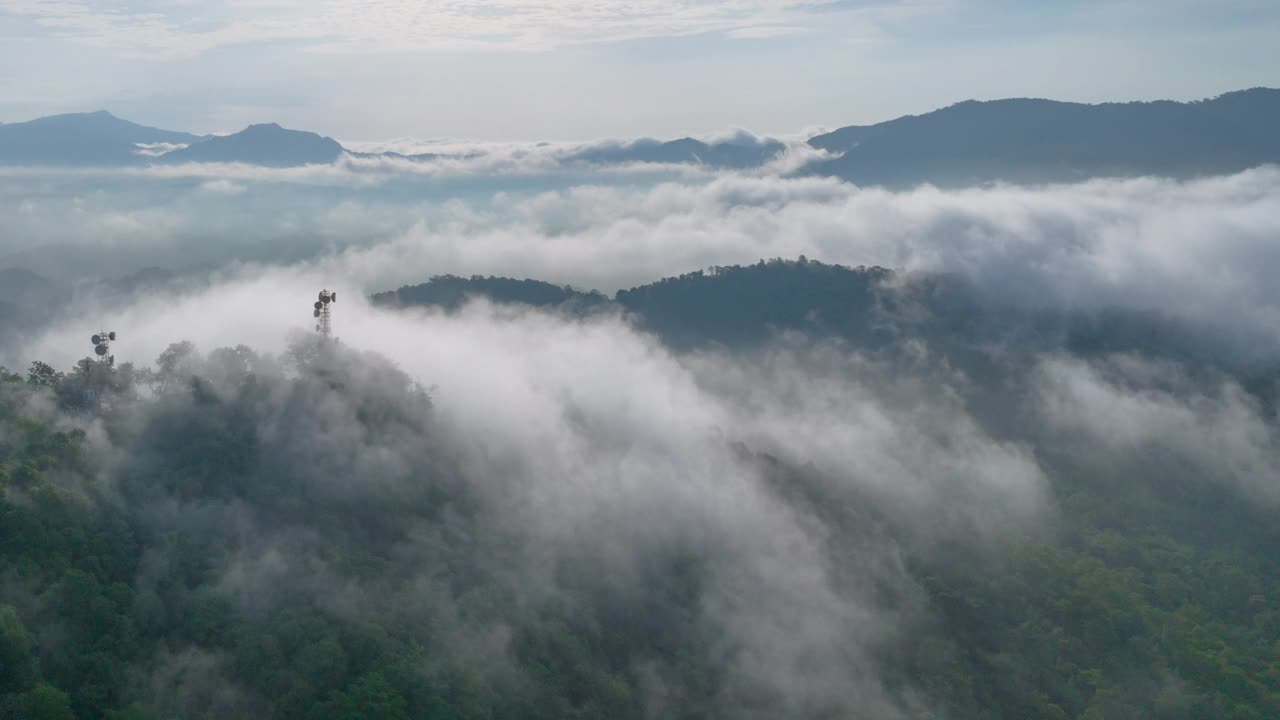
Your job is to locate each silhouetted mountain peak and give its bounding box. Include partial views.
[160,122,344,167]
[371,274,607,312]
[4,87,1278,175]
[1211,86,1279,100]
[566,134,784,168]
[0,110,204,165]
[17,110,143,130]
[808,88,1280,187]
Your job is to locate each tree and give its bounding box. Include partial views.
[26,361,63,388]
[154,341,198,389]
[12,684,76,720]
[333,672,409,720]
[0,605,35,693]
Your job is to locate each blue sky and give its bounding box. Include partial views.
[1,0,1276,140]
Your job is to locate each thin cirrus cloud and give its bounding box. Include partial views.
[725,24,808,39]
[2,0,870,58]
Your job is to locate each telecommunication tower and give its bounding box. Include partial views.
[90,330,118,366]
[313,289,337,338]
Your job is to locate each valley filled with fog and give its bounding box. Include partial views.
[6,149,1280,359]
[2,130,1280,719]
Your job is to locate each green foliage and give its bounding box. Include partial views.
[616,259,896,348]
[26,361,63,387]
[0,340,1277,719]
[0,606,36,694]
[372,275,607,312]
[5,683,77,720]
[328,672,410,720]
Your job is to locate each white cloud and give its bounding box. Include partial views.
[1035,355,1280,506]
[199,178,247,194]
[2,0,889,58]
[4,165,1280,360]
[727,24,806,39]
[9,160,1280,707]
[133,141,189,157]
[11,262,1050,715]
[312,167,1280,340]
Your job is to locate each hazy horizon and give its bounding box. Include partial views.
[3,85,1275,145]
[3,1,1278,140]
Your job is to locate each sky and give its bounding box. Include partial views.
[1,0,1278,141]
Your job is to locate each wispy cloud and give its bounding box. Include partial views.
[199,178,247,194]
[133,141,189,157]
[2,0,318,59]
[2,0,890,58]
[726,24,807,39]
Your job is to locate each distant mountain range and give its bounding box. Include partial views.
[564,135,786,169]
[0,111,785,170]
[0,110,206,165]
[2,88,1278,184]
[160,123,344,166]
[807,87,1280,186]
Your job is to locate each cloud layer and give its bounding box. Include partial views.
[5,155,1280,716]
[21,283,1054,715]
[4,0,871,58]
[4,164,1280,360]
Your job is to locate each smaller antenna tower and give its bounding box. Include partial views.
[90,330,118,366]
[313,289,337,338]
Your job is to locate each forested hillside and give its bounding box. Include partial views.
[3,260,1279,718]
[371,275,607,312]
[806,88,1280,187]
[375,260,1252,372]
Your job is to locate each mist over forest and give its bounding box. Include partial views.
[2,100,1280,720]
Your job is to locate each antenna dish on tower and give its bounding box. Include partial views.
[312,289,336,339]
[90,329,119,365]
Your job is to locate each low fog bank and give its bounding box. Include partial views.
[3,301,1057,716]
[6,274,1278,716]
[4,167,1278,357]
[3,162,1279,717]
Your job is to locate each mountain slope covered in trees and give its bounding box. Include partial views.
[808,88,1280,186]
[3,259,1279,719]
[373,261,1250,371]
